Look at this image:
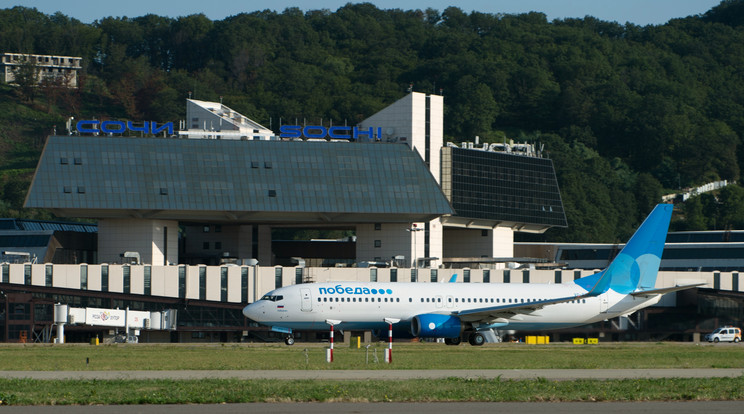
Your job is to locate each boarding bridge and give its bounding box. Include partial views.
[53,304,177,343]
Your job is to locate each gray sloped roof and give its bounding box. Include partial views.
[25,136,453,223]
[0,218,97,233]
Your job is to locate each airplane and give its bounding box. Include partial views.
[243,204,703,345]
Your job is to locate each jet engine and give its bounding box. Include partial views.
[410,314,463,338]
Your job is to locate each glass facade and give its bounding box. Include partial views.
[444,147,566,227]
[220,267,228,302]
[26,137,453,220]
[144,266,151,296]
[198,267,206,300]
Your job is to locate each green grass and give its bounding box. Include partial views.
[2,342,743,405]
[1,377,744,405]
[1,342,743,371]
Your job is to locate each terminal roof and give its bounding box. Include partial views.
[26,137,454,224]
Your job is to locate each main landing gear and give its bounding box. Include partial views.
[284,335,295,346]
[468,332,486,346]
[444,332,486,346]
[444,337,461,346]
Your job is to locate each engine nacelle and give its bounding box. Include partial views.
[411,314,463,338]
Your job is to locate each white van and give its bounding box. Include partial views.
[705,326,741,343]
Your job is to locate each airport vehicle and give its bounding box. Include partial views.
[243,204,703,345]
[705,326,741,343]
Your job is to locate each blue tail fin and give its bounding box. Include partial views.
[576,204,673,295]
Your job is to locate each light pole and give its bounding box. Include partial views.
[406,224,423,268]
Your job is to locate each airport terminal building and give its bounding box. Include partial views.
[24,92,567,269]
[1,92,741,343]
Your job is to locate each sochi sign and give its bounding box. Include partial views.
[279,125,382,141]
[76,120,174,136]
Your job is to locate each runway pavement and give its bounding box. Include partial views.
[4,368,744,380]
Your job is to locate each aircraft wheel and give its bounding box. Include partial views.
[285,336,295,346]
[469,332,486,346]
[445,337,461,346]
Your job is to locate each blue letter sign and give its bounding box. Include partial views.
[76,120,174,136]
[279,125,382,141]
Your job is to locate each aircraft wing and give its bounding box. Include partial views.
[455,294,587,323]
[629,283,706,297]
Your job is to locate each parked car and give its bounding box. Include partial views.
[705,326,741,343]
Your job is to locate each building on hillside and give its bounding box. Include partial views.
[1,53,82,88]
[25,92,567,268]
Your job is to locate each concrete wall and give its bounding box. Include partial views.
[98,218,178,265]
[1,263,727,306]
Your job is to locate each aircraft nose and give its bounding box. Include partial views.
[243,303,260,320]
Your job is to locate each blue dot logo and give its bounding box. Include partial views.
[371,289,378,294]
[386,289,393,294]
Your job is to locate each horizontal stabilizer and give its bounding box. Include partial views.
[630,283,706,297]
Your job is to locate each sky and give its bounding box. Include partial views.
[12,0,723,26]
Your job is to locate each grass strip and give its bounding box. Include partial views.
[2,342,743,371]
[1,377,744,405]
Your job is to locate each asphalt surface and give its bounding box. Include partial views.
[4,368,744,380]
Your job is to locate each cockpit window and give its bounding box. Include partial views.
[260,295,284,302]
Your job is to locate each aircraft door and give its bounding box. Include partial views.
[446,295,454,308]
[435,295,443,309]
[300,288,312,312]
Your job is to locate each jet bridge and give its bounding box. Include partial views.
[53,304,177,343]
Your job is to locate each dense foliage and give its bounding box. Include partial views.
[2,1,744,241]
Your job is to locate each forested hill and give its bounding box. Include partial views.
[2,1,744,242]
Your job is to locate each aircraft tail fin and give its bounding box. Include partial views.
[576,204,673,295]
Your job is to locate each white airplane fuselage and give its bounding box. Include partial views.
[243,281,661,333]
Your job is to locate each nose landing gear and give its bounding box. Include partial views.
[284,335,295,346]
